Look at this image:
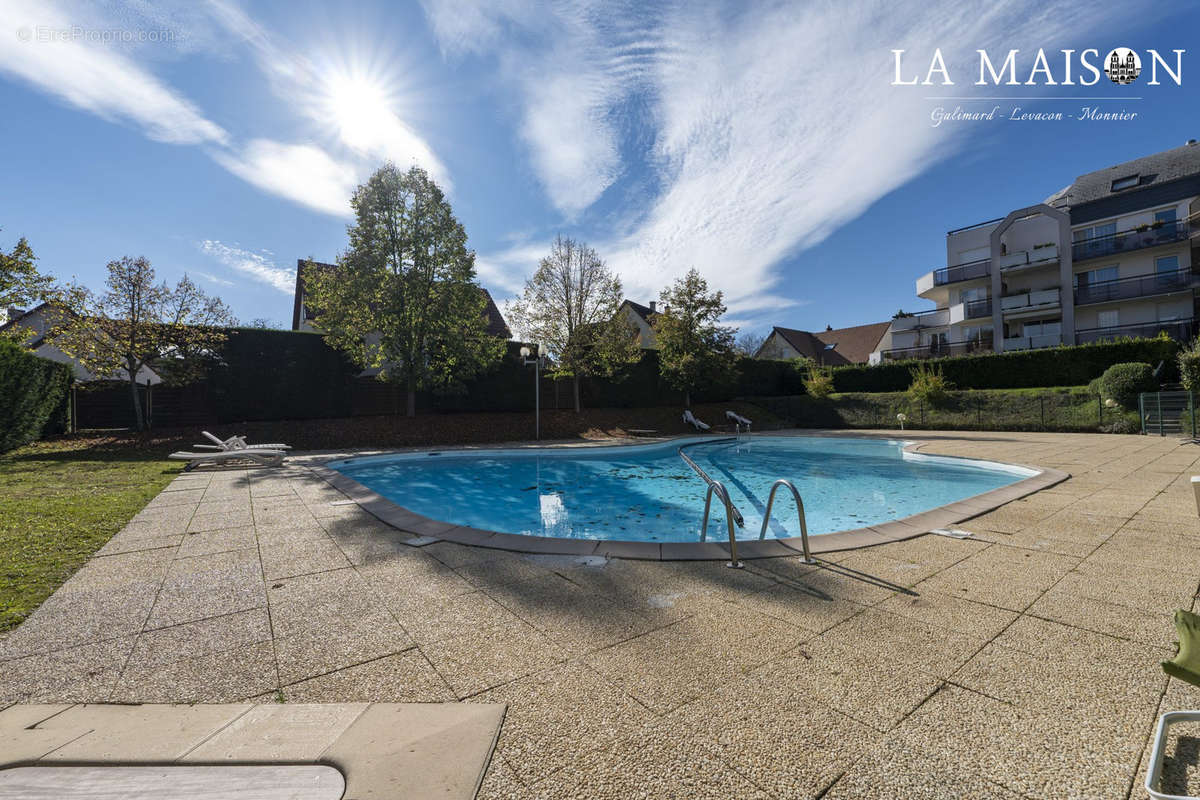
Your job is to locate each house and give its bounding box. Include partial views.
[618,300,659,348]
[755,322,891,365]
[872,140,1200,364]
[0,303,163,384]
[291,259,511,339]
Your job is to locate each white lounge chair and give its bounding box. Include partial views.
[725,410,752,427]
[169,448,286,471]
[196,431,292,452]
[682,410,710,431]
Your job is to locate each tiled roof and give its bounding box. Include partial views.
[765,321,890,365]
[294,259,511,339]
[622,300,655,323]
[1046,140,1200,208]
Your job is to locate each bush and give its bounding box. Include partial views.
[1179,338,1200,392]
[0,338,73,452]
[907,362,953,407]
[803,366,834,398]
[1096,362,1157,408]
[831,337,1179,393]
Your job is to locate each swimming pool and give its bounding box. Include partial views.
[327,435,1038,544]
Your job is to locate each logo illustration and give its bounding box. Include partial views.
[1105,48,1141,84]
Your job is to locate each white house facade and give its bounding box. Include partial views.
[871,141,1200,363]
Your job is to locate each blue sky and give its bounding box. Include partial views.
[1,0,1197,335]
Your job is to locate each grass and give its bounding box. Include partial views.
[0,437,180,633]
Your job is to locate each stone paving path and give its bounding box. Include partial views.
[2,431,1199,798]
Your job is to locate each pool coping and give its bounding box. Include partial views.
[305,432,1070,561]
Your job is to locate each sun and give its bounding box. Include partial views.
[324,72,395,153]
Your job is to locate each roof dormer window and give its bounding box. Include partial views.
[1110,174,1139,191]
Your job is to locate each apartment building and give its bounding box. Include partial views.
[871,141,1200,363]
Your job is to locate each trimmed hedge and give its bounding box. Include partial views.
[0,338,73,452]
[1095,362,1157,408]
[828,338,1180,393]
[750,387,1137,433]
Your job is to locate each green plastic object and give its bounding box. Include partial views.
[1162,609,1200,687]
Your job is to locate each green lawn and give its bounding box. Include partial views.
[0,438,179,633]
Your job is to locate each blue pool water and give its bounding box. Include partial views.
[329,436,1033,543]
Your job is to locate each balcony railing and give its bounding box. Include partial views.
[964,299,992,319]
[1071,219,1191,262]
[1074,268,1200,306]
[879,340,993,361]
[891,308,950,331]
[1075,318,1197,345]
[1003,332,1063,351]
[932,259,991,286]
[1000,288,1061,313]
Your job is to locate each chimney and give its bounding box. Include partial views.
[1189,139,1198,146]
[826,324,833,332]
[649,301,656,313]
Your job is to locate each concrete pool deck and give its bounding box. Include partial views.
[1,429,1199,798]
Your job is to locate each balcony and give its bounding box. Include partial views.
[963,299,992,319]
[1000,288,1061,315]
[890,308,950,331]
[878,340,993,362]
[1075,317,1197,345]
[1003,332,1063,351]
[997,244,1059,272]
[1074,268,1200,306]
[929,259,991,288]
[1072,219,1191,263]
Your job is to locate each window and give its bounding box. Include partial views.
[823,343,837,351]
[1073,265,1119,288]
[1111,175,1139,191]
[1158,303,1184,322]
[960,286,987,303]
[1022,319,1062,337]
[1097,310,1119,329]
[1155,208,1178,224]
[963,326,992,344]
[1157,255,1180,274]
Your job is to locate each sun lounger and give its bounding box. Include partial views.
[169,448,286,471]
[1146,609,1200,799]
[200,431,292,451]
[725,410,752,427]
[682,410,710,431]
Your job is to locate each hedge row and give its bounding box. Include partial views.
[828,338,1180,393]
[751,388,1140,434]
[0,338,73,452]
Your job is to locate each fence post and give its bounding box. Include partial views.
[1158,392,1163,437]
[1099,394,1104,430]
[977,395,982,428]
[920,401,925,427]
[1040,396,1045,430]
[1138,394,1144,435]
[1192,392,1197,440]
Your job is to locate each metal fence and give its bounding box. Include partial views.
[1139,391,1198,438]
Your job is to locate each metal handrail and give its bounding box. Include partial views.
[701,480,743,569]
[758,479,816,564]
[678,441,744,527]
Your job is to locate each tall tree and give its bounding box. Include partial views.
[506,236,640,412]
[1,232,55,338]
[304,164,506,416]
[653,268,737,408]
[51,258,234,431]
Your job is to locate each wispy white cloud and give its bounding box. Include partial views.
[198,239,295,294]
[212,140,357,218]
[192,269,234,287]
[0,0,227,146]
[429,0,1152,326]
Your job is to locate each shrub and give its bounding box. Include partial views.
[907,362,953,407]
[831,337,1180,393]
[803,366,834,398]
[1096,362,1157,408]
[0,338,73,452]
[1178,338,1200,392]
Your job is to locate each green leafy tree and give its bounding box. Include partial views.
[50,257,234,431]
[1,233,56,339]
[652,268,737,408]
[305,164,506,416]
[506,236,640,413]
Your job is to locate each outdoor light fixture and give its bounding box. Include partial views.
[522,345,544,440]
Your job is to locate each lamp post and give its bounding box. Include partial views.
[521,345,543,440]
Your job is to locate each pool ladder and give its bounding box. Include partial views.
[699,477,816,569]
